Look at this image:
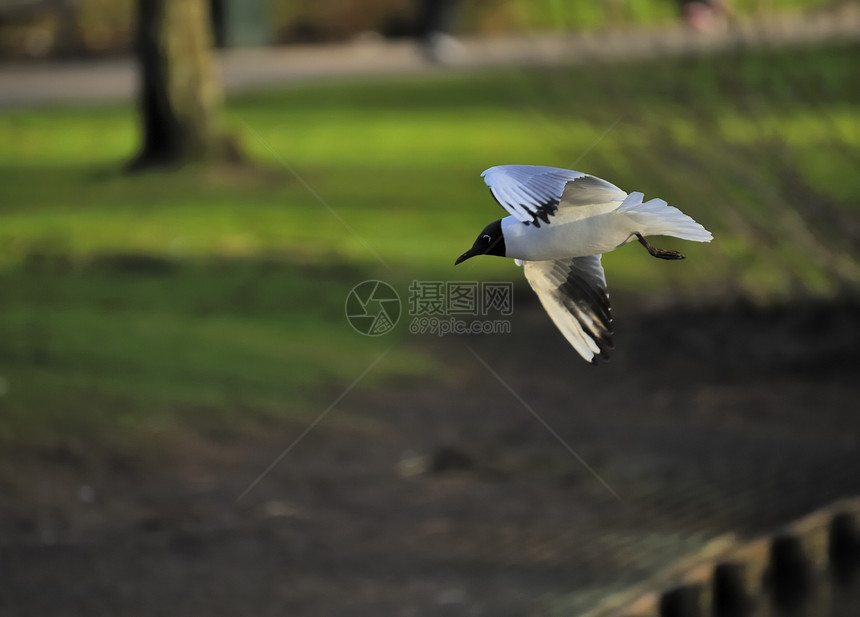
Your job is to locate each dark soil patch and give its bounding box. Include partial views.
[2,296,859,616]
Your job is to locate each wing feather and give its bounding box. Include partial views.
[523,256,614,364]
[482,165,626,227]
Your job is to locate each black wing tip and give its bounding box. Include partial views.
[589,340,614,365]
[517,200,559,228]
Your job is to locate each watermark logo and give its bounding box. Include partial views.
[345,280,402,336]
[346,280,513,337]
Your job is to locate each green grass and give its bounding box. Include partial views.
[0,260,431,446]
[1,42,858,448]
[483,0,833,31]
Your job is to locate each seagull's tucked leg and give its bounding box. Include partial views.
[634,232,685,260]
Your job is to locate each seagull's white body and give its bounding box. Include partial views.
[501,209,626,260]
[458,164,713,364]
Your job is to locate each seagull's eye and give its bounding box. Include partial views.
[482,234,492,243]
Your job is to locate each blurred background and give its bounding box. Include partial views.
[1,1,859,616]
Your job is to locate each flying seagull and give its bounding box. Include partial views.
[455,165,713,364]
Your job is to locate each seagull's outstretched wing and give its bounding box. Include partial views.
[482,165,626,227]
[523,255,613,364]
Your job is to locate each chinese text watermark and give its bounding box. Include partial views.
[345,280,513,337]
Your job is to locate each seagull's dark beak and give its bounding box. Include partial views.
[454,249,475,266]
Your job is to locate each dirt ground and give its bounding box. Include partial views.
[2,294,860,617]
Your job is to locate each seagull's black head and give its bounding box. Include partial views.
[455,219,506,265]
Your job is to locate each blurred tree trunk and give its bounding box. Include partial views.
[130,0,238,170]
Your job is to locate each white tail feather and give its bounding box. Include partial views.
[618,192,712,242]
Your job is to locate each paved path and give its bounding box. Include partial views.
[0,5,858,108]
